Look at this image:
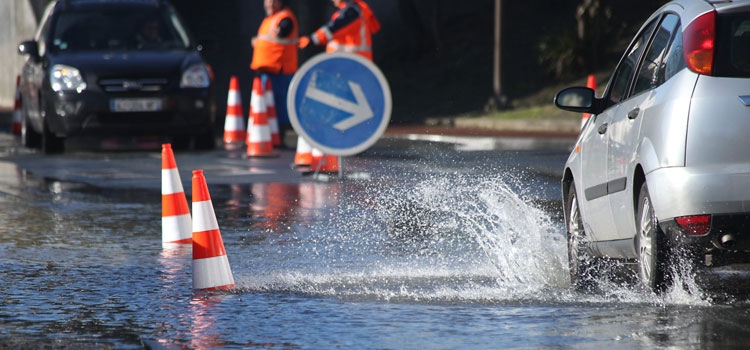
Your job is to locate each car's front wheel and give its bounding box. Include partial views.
[41,118,65,154]
[566,182,597,289]
[636,182,672,294]
[21,100,40,149]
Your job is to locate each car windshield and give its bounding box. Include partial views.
[50,8,191,52]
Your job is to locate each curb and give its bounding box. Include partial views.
[424,116,582,135]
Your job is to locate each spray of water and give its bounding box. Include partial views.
[236,167,712,306]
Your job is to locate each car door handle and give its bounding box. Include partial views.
[598,123,608,134]
[627,108,640,120]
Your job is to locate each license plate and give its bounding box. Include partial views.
[110,98,162,112]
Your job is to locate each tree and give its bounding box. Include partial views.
[486,0,507,111]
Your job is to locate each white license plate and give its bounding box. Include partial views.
[110,98,163,112]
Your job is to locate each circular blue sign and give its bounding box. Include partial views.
[287,52,392,156]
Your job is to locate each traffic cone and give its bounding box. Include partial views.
[191,169,235,290]
[294,135,312,167]
[264,78,281,146]
[582,74,597,128]
[162,144,192,247]
[11,76,22,135]
[310,148,339,173]
[222,76,245,145]
[246,77,274,157]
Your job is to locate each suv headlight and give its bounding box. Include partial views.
[180,64,210,88]
[50,64,87,93]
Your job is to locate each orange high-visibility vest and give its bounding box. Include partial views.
[251,8,299,74]
[312,0,380,61]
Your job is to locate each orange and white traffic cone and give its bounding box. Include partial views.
[11,76,22,136]
[582,74,597,128]
[222,76,245,145]
[293,136,312,167]
[246,77,274,157]
[310,148,339,173]
[162,144,192,247]
[264,78,281,147]
[191,169,235,290]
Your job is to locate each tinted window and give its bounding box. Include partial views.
[661,26,686,82]
[608,20,658,105]
[715,13,750,77]
[633,14,680,95]
[50,8,190,52]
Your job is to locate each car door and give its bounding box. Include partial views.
[607,14,680,240]
[577,18,659,243]
[578,100,618,242]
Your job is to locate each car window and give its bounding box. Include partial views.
[633,14,680,95]
[35,2,56,56]
[607,19,658,105]
[661,23,686,83]
[50,8,190,52]
[715,13,750,77]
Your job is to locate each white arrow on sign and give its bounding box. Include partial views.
[305,80,373,132]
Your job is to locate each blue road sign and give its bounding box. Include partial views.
[287,52,392,156]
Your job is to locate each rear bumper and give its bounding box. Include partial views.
[648,166,750,265]
[647,166,750,220]
[44,88,215,137]
[660,214,750,266]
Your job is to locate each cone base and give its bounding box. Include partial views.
[193,255,235,290]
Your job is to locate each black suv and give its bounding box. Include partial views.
[18,0,216,153]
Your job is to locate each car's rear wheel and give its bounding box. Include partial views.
[566,183,597,289]
[636,182,672,294]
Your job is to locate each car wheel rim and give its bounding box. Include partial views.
[639,196,654,285]
[568,194,582,277]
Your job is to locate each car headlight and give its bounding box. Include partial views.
[180,64,210,88]
[50,64,87,93]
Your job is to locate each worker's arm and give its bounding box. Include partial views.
[311,5,360,46]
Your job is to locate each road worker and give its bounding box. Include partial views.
[251,0,299,138]
[298,0,381,61]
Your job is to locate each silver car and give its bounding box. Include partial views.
[555,0,750,293]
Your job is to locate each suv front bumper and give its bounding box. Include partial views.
[45,88,215,137]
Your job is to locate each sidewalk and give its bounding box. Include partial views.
[0,110,582,141]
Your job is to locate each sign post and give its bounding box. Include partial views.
[287,52,392,170]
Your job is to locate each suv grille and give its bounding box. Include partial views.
[99,78,168,92]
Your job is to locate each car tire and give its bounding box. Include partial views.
[41,118,65,154]
[636,182,672,294]
[21,105,41,149]
[566,183,597,290]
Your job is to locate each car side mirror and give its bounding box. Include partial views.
[554,87,602,114]
[18,40,40,61]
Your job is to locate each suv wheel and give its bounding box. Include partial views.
[566,183,597,289]
[636,182,672,294]
[41,119,65,154]
[21,104,40,149]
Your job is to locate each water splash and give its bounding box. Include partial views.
[235,168,712,306]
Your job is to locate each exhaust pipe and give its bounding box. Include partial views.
[721,234,736,249]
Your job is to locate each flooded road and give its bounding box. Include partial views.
[1,134,750,349]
